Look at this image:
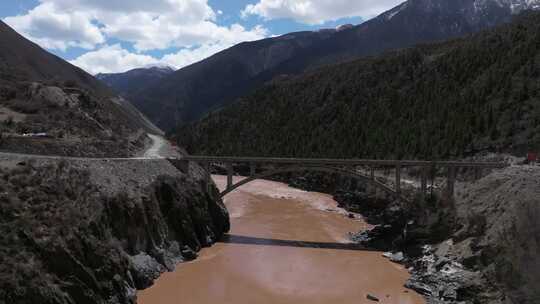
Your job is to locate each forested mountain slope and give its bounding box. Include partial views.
[178,12,540,159]
[134,0,539,131]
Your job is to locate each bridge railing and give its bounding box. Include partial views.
[181,156,507,168]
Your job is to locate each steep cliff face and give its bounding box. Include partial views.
[344,163,540,304]
[448,165,540,303]
[0,158,229,304]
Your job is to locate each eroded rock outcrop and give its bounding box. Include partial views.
[357,166,540,304]
[0,159,229,304]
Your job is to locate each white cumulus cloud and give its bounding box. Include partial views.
[70,28,268,75]
[69,44,160,74]
[242,0,405,24]
[3,0,270,74]
[3,0,268,53]
[3,2,105,51]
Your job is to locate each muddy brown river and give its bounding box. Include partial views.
[138,176,425,304]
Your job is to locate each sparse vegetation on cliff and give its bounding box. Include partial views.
[0,20,159,157]
[0,160,229,304]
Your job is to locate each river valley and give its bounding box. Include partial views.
[138,175,425,304]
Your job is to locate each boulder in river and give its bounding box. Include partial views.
[383,251,405,263]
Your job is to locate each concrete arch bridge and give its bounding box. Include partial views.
[171,156,507,202]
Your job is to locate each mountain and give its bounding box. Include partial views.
[0,22,109,96]
[96,66,175,97]
[177,11,540,160]
[0,20,160,157]
[131,30,338,130]
[131,0,540,131]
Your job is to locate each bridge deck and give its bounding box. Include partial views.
[182,156,507,168]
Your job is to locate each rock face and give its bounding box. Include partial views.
[449,165,540,303]
[0,82,152,157]
[28,83,80,108]
[0,157,229,304]
[355,165,540,304]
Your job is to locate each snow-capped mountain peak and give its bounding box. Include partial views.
[378,0,540,25]
[474,0,540,13]
[142,63,176,72]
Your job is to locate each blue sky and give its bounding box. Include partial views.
[1,0,403,74]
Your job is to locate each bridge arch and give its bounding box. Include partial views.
[219,165,409,202]
[173,156,507,204]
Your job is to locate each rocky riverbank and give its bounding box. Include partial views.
[0,157,229,304]
[258,164,540,304]
[404,165,540,304]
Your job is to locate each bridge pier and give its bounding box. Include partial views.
[227,162,233,190]
[250,162,256,177]
[447,167,456,201]
[205,162,211,192]
[421,166,428,200]
[167,158,190,174]
[474,168,482,181]
[395,163,401,195]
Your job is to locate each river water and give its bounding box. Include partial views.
[138,176,425,304]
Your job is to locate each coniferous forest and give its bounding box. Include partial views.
[177,12,540,160]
